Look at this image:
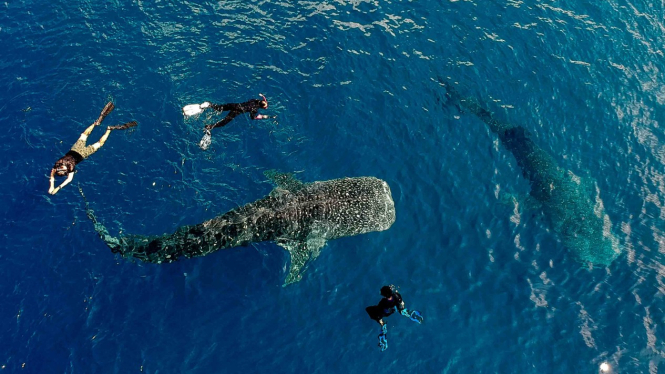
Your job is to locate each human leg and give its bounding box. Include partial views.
[210,103,240,112]
[80,127,113,157]
[80,123,96,138]
[96,127,113,147]
[206,111,240,130]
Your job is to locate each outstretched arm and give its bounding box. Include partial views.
[49,172,74,195]
[395,292,406,313]
[250,110,271,120]
[48,169,56,194]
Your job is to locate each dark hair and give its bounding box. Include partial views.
[53,156,75,176]
[54,161,67,176]
[380,285,396,297]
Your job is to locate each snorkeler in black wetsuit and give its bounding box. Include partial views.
[203,94,271,131]
[48,102,137,195]
[366,285,423,351]
[366,285,406,326]
[182,94,274,150]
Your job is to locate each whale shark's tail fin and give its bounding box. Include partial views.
[437,78,466,114]
[438,78,462,103]
[79,186,124,253]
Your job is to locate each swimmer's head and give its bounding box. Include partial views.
[381,285,396,298]
[54,161,68,176]
[259,93,268,109]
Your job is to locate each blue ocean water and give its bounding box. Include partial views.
[1,0,665,372]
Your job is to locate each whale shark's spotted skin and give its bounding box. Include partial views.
[443,81,620,265]
[85,176,396,284]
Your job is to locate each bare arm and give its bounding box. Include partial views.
[251,110,271,120]
[48,169,56,194]
[49,172,74,195]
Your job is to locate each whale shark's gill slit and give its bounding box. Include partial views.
[84,177,396,284]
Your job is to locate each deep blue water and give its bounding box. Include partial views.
[2,0,665,373]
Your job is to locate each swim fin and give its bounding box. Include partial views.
[95,102,115,125]
[199,129,212,150]
[408,310,423,323]
[101,101,115,115]
[401,308,424,324]
[183,103,208,116]
[378,324,388,351]
[108,121,138,131]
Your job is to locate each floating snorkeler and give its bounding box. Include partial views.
[182,94,274,150]
[366,285,423,352]
[441,80,621,266]
[49,102,137,195]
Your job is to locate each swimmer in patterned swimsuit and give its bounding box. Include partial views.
[48,102,137,195]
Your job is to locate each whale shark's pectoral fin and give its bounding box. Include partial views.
[264,170,305,195]
[499,192,542,211]
[277,238,326,286]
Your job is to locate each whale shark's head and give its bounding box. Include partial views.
[558,213,620,266]
[544,173,621,266]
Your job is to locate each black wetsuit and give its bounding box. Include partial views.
[207,99,265,130]
[53,150,84,176]
[366,292,405,323]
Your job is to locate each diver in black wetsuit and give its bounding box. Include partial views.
[366,285,423,351]
[366,285,405,326]
[202,94,271,131]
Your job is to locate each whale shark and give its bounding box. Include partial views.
[442,81,620,265]
[83,173,396,284]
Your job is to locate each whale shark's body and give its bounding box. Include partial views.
[85,174,396,284]
[444,82,620,265]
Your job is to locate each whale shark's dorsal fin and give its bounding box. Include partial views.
[264,170,305,196]
[277,237,326,286]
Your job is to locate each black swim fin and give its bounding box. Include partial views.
[95,102,115,125]
[101,102,115,116]
[108,121,137,130]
